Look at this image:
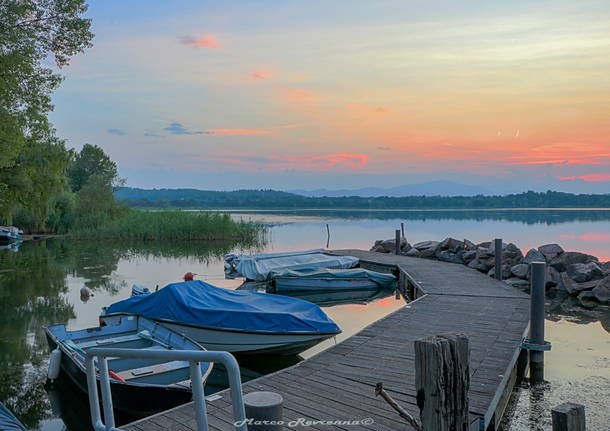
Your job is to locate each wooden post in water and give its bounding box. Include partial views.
[551,402,586,431]
[401,222,405,239]
[494,238,503,280]
[415,333,469,431]
[395,229,401,255]
[325,224,330,248]
[530,261,546,383]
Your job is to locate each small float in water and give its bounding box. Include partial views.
[45,315,213,417]
[101,280,341,356]
[267,267,397,294]
[225,249,359,281]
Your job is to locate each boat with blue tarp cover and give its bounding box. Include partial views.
[0,226,22,243]
[0,402,27,431]
[101,280,341,355]
[267,267,397,294]
[45,315,213,417]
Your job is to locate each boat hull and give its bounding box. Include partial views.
[102,314,337,356]
[45,334,194,418]
[271,277,381,293]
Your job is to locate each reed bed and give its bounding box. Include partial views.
[69,209,264,241]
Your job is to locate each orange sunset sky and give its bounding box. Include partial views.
[50,0,610,193]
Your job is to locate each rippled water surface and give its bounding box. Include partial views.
[0,209,608,430]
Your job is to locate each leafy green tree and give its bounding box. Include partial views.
[68,143,122,192]
[0,0,93,224]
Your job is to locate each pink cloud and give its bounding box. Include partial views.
[251,70,272,79]
[208,129,271,136]
[560,174,610,182]
[179,34,221,49]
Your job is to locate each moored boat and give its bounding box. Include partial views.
[101,280,341,355]
[0,226,22,243]
[45,315,213,417]
[225,249,359,281]
[267,267,397,294]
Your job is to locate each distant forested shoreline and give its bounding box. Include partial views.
[116,188,610,209]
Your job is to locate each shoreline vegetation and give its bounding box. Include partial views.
[68,209,263,241]
[116,188,610,210]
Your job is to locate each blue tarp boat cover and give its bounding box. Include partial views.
[270,268,397,290]
[0,403,27,431]
[105,280,341,334]
[229,249,359,281]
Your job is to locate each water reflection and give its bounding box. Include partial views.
[0,238,261,430]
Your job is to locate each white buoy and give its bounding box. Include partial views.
[47,348,61,380]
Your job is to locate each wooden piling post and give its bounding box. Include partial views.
[415,333,470,431]
[494,238,503,280]
[530,261,546,383]
[395,229,401,255]
[325,224,330,248]
[552,402,585,431]
[401,222,405,239]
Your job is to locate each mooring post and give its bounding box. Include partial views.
[415,333,469,431]
[325,223,330,248]
[244,391,284,430]
[530,261,546,383]
[494,238,503,280]
[401,222,405,239]
[395,229,401,255]
[551,402,586,431]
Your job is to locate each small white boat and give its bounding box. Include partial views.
[101,280,341,356]
[0,226,22,243]
[45,315,213,417]
[225,249,359,281]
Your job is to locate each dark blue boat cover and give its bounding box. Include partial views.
[105,280,340,334]
[0,403,27,431]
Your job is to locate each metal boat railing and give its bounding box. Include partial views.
[85,348,248,431]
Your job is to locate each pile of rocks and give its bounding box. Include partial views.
[370,237,610,305]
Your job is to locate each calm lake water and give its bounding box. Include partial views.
[0,209,608,430]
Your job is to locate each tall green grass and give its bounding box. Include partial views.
[69,209,264,241]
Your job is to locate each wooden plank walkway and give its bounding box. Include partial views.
[123,250,530,431]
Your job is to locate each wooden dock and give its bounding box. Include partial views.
[123,250,530,431]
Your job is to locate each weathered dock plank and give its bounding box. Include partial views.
[122,250,530,431]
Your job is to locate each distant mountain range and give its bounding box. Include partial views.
[289,180,493,197]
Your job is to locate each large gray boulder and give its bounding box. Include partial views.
[561,272,599,295]
[437,237,464,254]
[404,247,421,257]
[566,262,603,283]
[437,250,463,264]
[413,240,440,251]
[550,251,598,272]
[511,263,529,280]
[463,239,477,251]
[538,243,564,261]
[468,259,490,272]
[523,248,545,264]
[592,276,610,304]
[504,278,530,289]
[371,238,410,254]
[600,261,610,275]
[461,250,477,263]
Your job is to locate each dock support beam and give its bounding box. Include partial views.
[395,229,401,255]
[415,333,469,431]
[494,238,503,280]
[552,402,586,431]
[529,261,546,383]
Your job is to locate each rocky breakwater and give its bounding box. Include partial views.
[370,238,610,306]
